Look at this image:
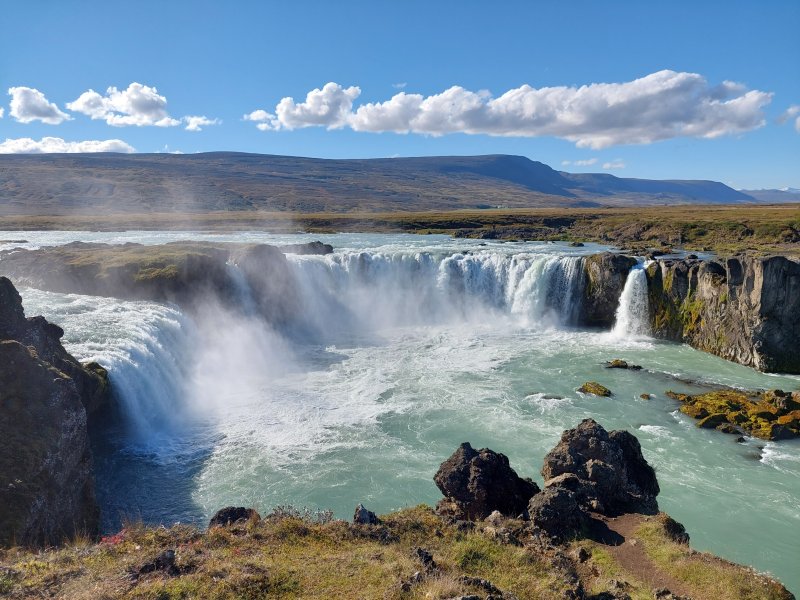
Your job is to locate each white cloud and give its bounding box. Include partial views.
[563,158,598,167]
[0,107,3,118]
[778,105,800,133]
[247,71,772,148]
[183,115,220,131]
[247,82,361,131]
[602,159,626,170]
[392,82,407,89]
[0,136,135,154]
[8,87,70,124]
[67,82,181,127]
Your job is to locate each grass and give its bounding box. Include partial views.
[1,506,793,600]
[634,520,792,600]
[1,204,798,257]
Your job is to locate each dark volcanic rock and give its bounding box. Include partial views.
[646,255,800,374]
[434,442,539,520]
[542,419,659,515]
[0,277,109,545]
[580,253,638,328]
[0,341,98,545]
[353,503,379,525]
[527,486,590,541]
[208,506,260,528]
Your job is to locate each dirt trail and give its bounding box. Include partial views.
[600,513,695,598]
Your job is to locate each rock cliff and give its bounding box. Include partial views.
[580,253,638,328]
[0,277,109,545]
[646,255,800,373]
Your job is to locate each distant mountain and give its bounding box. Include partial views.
[0,152,761,215]
[740,188,800,203]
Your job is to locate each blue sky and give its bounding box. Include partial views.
[0,0,798,188]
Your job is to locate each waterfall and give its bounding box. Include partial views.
[612,265,651,338]
[287,251,586,330]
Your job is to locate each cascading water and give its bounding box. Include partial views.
[289,250,586,332]
[612,264,651,338]
[7,231,800,594]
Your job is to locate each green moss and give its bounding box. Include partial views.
[578,381,612,396]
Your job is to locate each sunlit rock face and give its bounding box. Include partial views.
[645,256,800,373]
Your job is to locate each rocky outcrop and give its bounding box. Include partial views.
[208,506,260,528]
[433,442,539,520]
[0,277,109,414]
[0,277,109,545]
[0,241,331,327]
[580,253,638,328]
[665,388,800,440]
[540,419,659,516]
[646,255,800,373]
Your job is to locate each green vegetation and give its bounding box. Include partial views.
[0,506,791,600]
[1,204,798,257]
[665,389,800,440]
[579,381,612,396]
[635,520,792,600]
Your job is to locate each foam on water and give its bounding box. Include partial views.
[3,231,800,594]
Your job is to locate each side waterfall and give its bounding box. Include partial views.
[612,264,651,338]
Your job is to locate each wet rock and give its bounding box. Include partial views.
[579,381,612,397]
[353,503,379,525]
[580,253,638,328]
[280,240,334,255]
[640,393,652,400]
[605,359,642,370]
[434,442,539,520]
[208,506,260,528]
[542,419,659,515]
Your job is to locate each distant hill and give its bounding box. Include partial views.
[741,188,800,203]
[0,152,759,215]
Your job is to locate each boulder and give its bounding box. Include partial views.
[542,419,659,515]
[434,442,539,520]
[208,506,260,528]
[527,486,590,541]
[579,382,612,397]
[353,503,379,525]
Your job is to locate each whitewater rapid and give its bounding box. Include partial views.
[4,231,800,594]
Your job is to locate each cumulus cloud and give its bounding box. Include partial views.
[247,82,360,131]
[0,136,135,154]
[0,107,3,118]
[67,82,181,127]
[602,159,626,170]
[183,115,220,131]
[778,105,800,133]
[247,70,772,148]
[8,87,70,124]
[392,82,408,89]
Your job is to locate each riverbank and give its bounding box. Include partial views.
[1,204,799,257]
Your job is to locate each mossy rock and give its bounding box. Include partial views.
[697,413,729,429]
[578,382,612,397]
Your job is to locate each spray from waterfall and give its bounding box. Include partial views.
[612,263,651,338]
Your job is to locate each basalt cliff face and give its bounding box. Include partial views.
[646,255,800,373]
[0,277,110,546]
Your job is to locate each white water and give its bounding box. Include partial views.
[3,231,799,594]
[612,265,651,338]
